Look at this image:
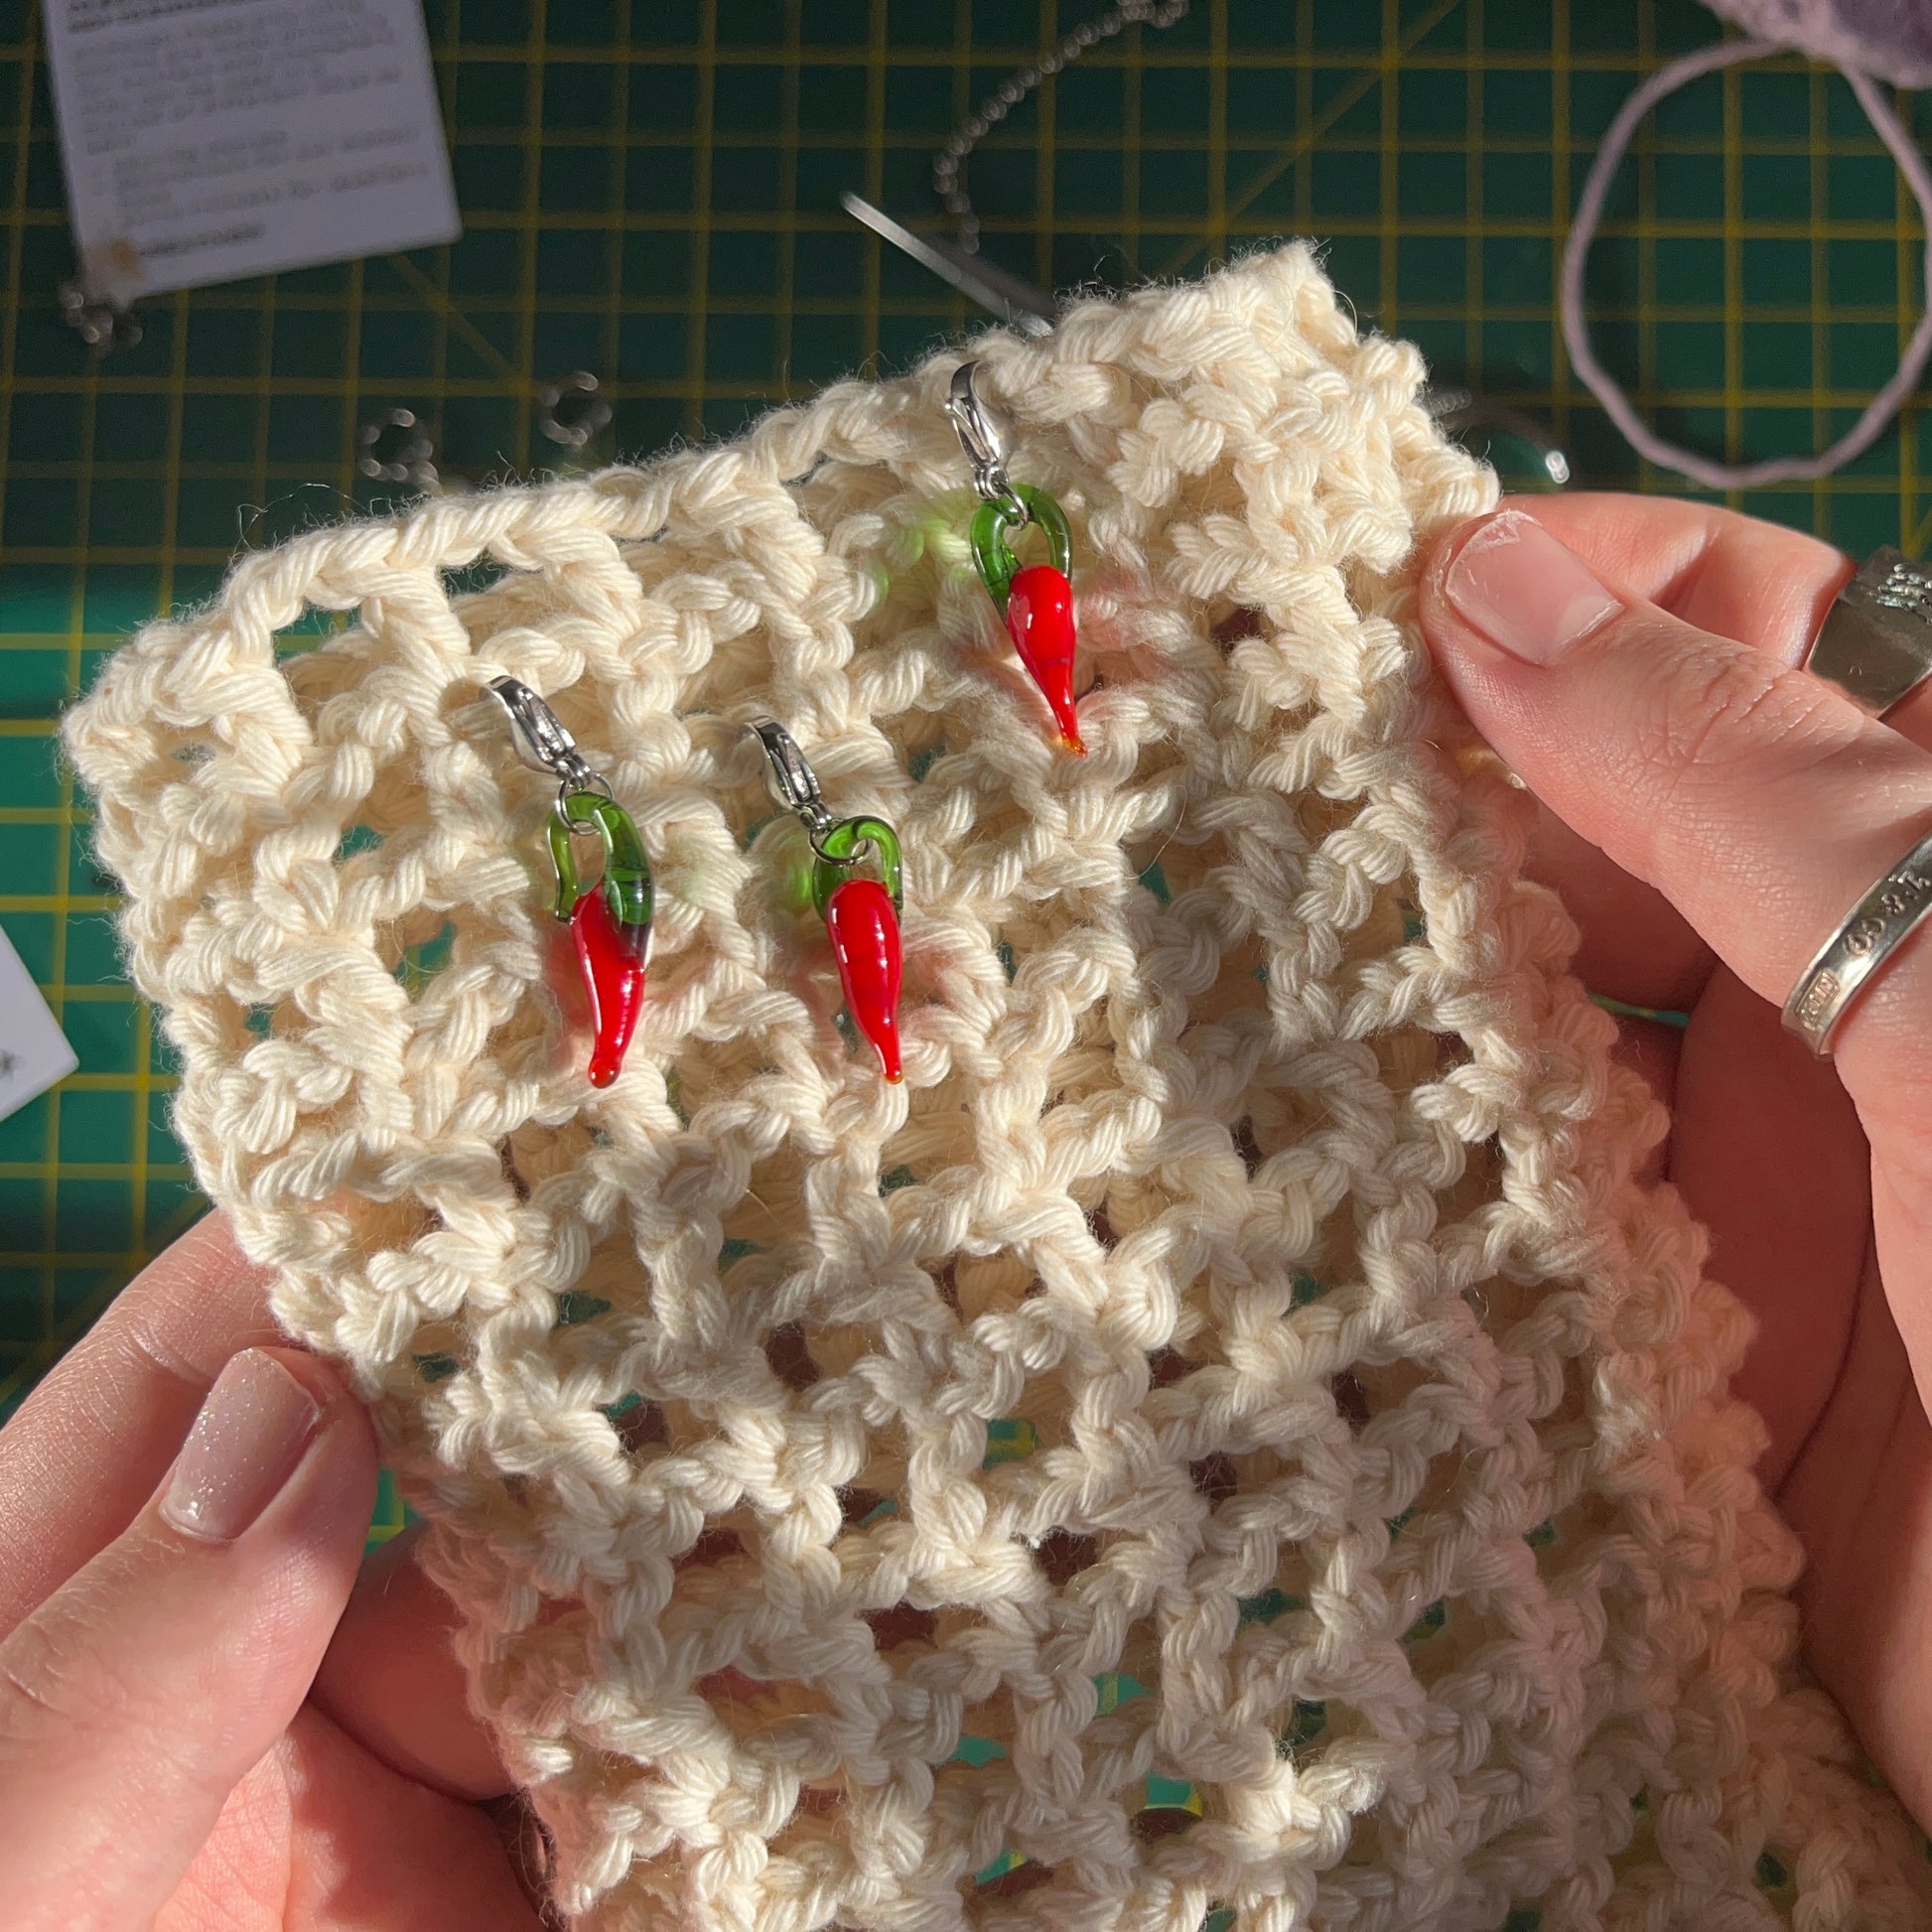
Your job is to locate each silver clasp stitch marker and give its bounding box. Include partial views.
[944,362,1030,526]
[487,676,616,817]
[748,719,837,849]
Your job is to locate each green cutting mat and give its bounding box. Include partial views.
[1,0,1926,1418]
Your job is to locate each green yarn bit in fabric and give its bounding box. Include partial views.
[951,1735,1008,1768]
[1405,1600,1448,1642]
[1237,1587,1305,1625]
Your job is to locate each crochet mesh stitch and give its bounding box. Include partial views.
[63,247,1930,1932]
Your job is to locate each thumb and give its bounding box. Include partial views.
[1418,506,1932,1072]
[1418,504,1932,1387]
[0,1346,378,1929]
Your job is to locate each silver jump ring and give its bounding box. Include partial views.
[553,771,616,821]
[1783,825,1932,1055]
[1804,546,1932,719]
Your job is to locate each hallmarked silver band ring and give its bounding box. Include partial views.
[1783,827,1932,1055]
[1804,545,1932,718]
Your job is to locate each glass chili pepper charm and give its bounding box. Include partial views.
[490,677,653,1087]
[550,791,651,1086]
[945,359,1084,755]
[750,720,905,1083]
[814,836,903,1084]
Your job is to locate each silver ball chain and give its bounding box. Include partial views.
[932,1,1191,254]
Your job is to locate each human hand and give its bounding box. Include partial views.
[1418,495,1932,1831]
[0,1212,547,1929]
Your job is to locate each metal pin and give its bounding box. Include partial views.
[1423,386,1571,489]
[58,280,141,355]
[840,192,1054,337]
[537,371,614,453]
[356,407,440,490]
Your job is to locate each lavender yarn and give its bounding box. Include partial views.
[1563,4,1932,489]
[1707,0,1932,85]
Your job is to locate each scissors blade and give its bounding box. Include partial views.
[840,192,1055,336]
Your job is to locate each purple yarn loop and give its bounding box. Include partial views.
[1562,35,1932,489]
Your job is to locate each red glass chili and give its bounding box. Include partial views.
[490,677,655,1089]
[1000,556,1080,754]
[752,721,907,1084]
[823,877,902,1083]
[948,361,1085,755]
[555,794,651,1087]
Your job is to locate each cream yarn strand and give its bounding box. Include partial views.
[65,247,1931,1931]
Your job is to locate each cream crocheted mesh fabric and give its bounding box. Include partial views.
[63,247,1930,1931]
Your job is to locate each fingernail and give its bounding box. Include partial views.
[1443,509,1623,664]
[162,1349,322,1544]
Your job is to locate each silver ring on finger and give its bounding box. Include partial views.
[1783,826,1932,1055]
[1804,545,1932,717]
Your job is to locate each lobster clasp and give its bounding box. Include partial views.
[945,362,1028,523]
[749,719,833,836]
[488,676,596,792]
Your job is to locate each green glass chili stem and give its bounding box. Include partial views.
[548,791,653,933]
[969,483,1072,610]
[810,814,902,918]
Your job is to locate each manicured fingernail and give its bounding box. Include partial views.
[1443,509,1623,663]
[161,1349,321,1544]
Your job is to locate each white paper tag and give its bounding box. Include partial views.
[43,0,462,308]
[0,924,78,1125]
